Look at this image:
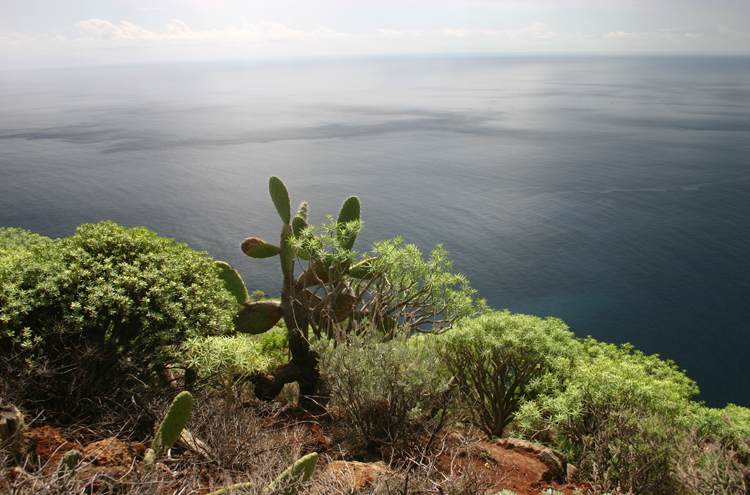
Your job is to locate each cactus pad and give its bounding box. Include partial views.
[301,261,331,287]
[313,293,356,323]
[265,452,318,495]
[337,196,361,250]
[57,449,83,472]
[280,224,295,278]
[292,215,308,237]
[241,237,281,258]
[206,453,317,495]
[215,261,249,305]
[297,201,309,221]
[151,391,193,462]
[235,300,284,334]
[269,176,291,224]
[337,196,360,225]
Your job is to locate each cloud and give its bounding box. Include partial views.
[439,23,579,47]
[2,17,749,70]
[165,20,192,36]
[75,19,157,40]
[601,28,716,49]
[237,20,341,41]
[72,18,343,43]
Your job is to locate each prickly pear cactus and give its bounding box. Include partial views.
[269,175,291,223]
[241,238,281,258]
[279,224,295,278]
[204,452,318,495]
[264,452,318,495]
[235,300,284,334]
[57,449,83,472]
[215,261,249,305]
[337,196,361,250]
[145,391,193,466]
[238,176,367,404]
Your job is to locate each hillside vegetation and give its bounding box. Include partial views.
[2,177,749,494]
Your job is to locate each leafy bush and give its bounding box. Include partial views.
[257,323,290,366]
[691,403,750,459]
[1,221,235,361]
[359,237,487,335]
[0,222,236,422]
[516,338,699,494]
[435,310,579,438]
[291,220,487,339]
[316,331,451,445]
[673,426,749,495]
[0,227,57,343]
[668,403,750,494]
[183,335,274,415]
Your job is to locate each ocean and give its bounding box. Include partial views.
[1,54,748,408]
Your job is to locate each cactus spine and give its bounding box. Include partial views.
[144,391,193,466]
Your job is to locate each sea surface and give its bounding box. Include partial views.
[1,54,748,408]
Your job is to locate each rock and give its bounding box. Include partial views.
[83,437,133,468]
[80,437,135,479]
[566,463,581,484]
[491,438,568,484]
[29,426,85,474]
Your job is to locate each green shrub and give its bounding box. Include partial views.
[0,227,57,343]
[1,221,235,360]
[691,403,750,459]
[0,222,236,422]
[0,226,53,252]
[258,323,290,366]
[435,310,579,438]
[516,338,699,494]
[183,335,274,415]
[316,331,451,445]
[671,403,750,494]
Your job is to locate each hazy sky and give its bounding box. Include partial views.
[2,0,749,68]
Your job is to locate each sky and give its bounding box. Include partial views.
[1,0,749,69]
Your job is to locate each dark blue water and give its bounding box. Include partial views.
[1,55,749,408]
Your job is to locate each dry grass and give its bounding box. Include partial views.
[1,388,506,495]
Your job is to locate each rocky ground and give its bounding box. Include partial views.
[2,404,592,495]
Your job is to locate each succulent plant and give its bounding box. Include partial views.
[144,391,193,466]
[239,176,371,406]
[215,260,284,335]
[264,452,319,495]
[205,452,318,495]
[57,449,83,473]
